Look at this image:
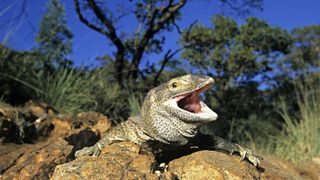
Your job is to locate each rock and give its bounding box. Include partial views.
[92,116,112,136]
[51,142,165,180]
[50,117,73,138]
[0,101,56,143]
[0,138,73,179]
[0,110,113,179]
[59,112,112,154]
[167,150,302,179]
[1,105,319,180]
[52,143,319,180]
[76,111,112,136]
[299,157,320,179]
[49,112,112,139]
[25,100,56,119]
[0,102,13,117]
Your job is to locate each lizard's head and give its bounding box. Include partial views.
[142,74,218,124]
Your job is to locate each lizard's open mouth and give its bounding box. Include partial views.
[172,82,218,121]
[176,89,204,113]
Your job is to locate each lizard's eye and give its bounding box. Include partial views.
[171,82,178,88]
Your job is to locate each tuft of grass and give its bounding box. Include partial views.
[128,94,143,117]
[38,68,96,114]
[90,72,126,123]
[271,79,320,164]
[0,95,5,103]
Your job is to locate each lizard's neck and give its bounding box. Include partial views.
[139,104,200,145]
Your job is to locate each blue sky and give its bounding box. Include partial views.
[0,0,319,67]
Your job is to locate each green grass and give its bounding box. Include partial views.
[89,70,127,122]
[271,79,320,164]
[39,68,96,114]
[128,93,143,117]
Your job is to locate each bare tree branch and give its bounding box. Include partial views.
[86,0,124,50]
[74,0,126,86]
[184,20,198,41]
[153,48,182,85]
[172,18,182,34]
[220,0,263,15]
[86,0,127,86]
[73,0,188,86]
[73,0,109,36]
[130,0,187,79]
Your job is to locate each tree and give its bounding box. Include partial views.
[281,25,320,78]
[36,0,73,68]
[179,15,292,140]
[73,0,263,88]
[269,26,320,118]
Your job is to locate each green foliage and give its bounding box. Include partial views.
[1,0,76,111]
[2,0,320,163]
[269,79,320,165]
[36,0,73,67]
[75,0,264,87]
[128,94,144,117]
[38,68,96,114]
[0,96,5,103]
[274,26,320,78]
[87,67,131,122]
[0,45,44,104]
[290,26,320,70]
[268,25,320,125]
[181,15,291,77]
[180,15,292,141]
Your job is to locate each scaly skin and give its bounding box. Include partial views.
[75,74,261,166]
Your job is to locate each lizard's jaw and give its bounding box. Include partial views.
[165,84,218,123]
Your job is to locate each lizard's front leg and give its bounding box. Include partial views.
[75,125,128,158]
[193,133,261,166]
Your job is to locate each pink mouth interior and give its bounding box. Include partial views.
[177,91,202,113]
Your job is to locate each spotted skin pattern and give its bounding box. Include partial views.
[75,74,261,166]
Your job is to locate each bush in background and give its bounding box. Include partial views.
[269,78,320,164]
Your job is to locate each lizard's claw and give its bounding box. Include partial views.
[235,144,261,167]
[75,143,103,158]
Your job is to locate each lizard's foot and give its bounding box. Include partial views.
[75,143,103,158]
[230,144,261,166]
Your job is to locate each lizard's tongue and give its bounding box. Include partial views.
[177,92,201,113]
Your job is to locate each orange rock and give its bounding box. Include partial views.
[1,138,73,179]
[92,116,112,136]
[51,142,159,180]
[77,111,112,135]
[168,150,301,179]
[51,117,72,136]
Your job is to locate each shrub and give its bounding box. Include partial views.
[271,78,320,164]
[38,68,96,114]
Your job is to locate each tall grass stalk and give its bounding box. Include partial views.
[128,94,143,117]
[273,79,320,164]
[40,68,96,114]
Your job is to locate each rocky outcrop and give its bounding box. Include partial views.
[51,142,320,180]
[51,142,166,180]
[0,101,56,143]
[0,102,113,179]
[0,138,73,180]
[168,151,299,179]
[1,102,319,179]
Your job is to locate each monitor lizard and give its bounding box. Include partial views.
[75,74,261,166]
